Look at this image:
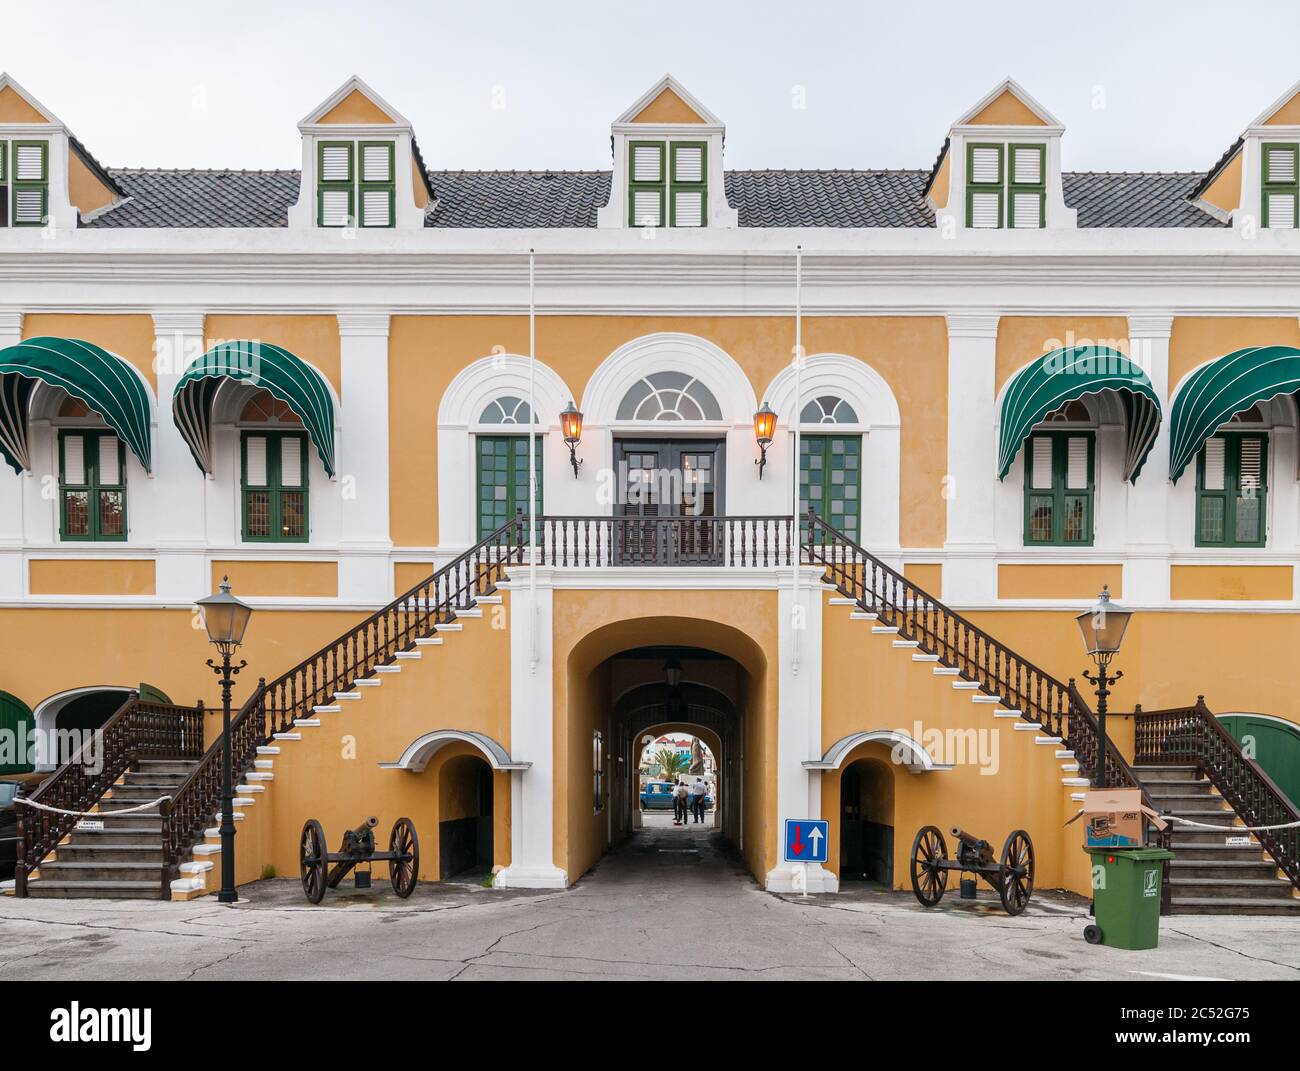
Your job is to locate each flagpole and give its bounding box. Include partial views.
[792,245,803,677]
[528,249,539,673]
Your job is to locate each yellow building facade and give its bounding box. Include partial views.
[1,72,1298,910]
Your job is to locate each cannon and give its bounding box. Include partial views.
[298,815,420,904]
[909,824,1034,915]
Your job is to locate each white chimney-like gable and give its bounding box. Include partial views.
[597,74,737,230]
[287,75,431,232]
[931,78,1076,233]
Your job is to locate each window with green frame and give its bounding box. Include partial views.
[1196,433,1267,547]
[317,139,394,228]
[476,436,543,538]
[1023,431,1094,545]
[628,140,707,228]
[799,435,861,540]
[966,141,1044,229]
[59,430,127,541]
[1262,143,1298,229]
[242,431,309,542]
[3,140,48,227]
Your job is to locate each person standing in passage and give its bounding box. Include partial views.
[673,780,689,826]
[689,778,707,823]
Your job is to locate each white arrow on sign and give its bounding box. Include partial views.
[807,827,824,854]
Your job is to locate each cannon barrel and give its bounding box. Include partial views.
[950,827,990,849]
[350,816,380,838]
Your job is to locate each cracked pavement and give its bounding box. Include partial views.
[2,821,1297,981]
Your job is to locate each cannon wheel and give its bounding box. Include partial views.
[998,829,1035,916]
[909,825,949,907]
[299,819,328,904]
[389,817,419,899]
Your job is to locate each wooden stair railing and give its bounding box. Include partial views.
[802,511,1176,905]
[1135,698,1299,890]
[159,517,526,892]
[15,695,205,896]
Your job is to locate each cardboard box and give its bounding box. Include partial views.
[1064,789,1167,849]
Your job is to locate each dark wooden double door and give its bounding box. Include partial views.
[615,439,725,565]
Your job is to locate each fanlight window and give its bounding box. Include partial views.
[1043,399,1092,424]
[241,391,302,425]
[479,396,537,425]
[616,372,722,422]
[800,395,859,424]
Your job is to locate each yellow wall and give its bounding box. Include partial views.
[928,150,950,209]
[821,591,1087,894]
[317,89,397,125]
[211,560,339,598]
[0,85,50,123]
[904,562,942,593]
[1264,90,1300,125]
[28,559,156,596]
[995,317,1131,396]
[630,88,705,124]
[388,315,948,549]
[394,562,435,595]
[1170,565,1293,602]
[203,315,342,398]
[23,314,159,394]
[1198,150,1242,216]
[67,150,118,217]
[1169,317,1300,396]
[998,563,1122,600]
[966,89,1047,127]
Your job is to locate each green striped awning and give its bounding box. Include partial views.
[998,346,1162,483]
[0,337,153,474]
[174,340,336,478]
[1169,345,1300,483]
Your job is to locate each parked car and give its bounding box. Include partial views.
[0,773,47,881]
[639,780,713,811]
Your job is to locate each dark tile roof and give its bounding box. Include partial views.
[88,169,298,228]
[426,170,609,227]
[83,165,1226,230]
[1063,171,1227,228]
[726,170,934,227]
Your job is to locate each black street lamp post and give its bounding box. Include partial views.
[1074,585,1133,790]
[196,576,254,904]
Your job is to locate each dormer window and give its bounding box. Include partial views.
[316,140,395,228]
[1262,143,1298,229]
[628,141,707,227]
[0,140,49,227]
[967,142,1044,229]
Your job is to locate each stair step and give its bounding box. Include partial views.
[334,692,362,701]
[414,637,444,646]
[933,667,960,677]
[971,695,1001,704]
[1062,777,1090,786]
[294,718,321,728]
[57,846,163,863]
[476,595,502,605]
[1035,736,1063,745]
[911,653,940,663]
[951,681,979,691]
[394,651,422,660]
[355,679,382,689]
[435,623,463,632]
[892,640,920,649]
[257,746,281,755]
[828,596,857,605]
[37,861,166,882]
[1168,877,1294,899]
[1170,860,1281,879]
[871,625,899,635]
[849,611,878,621]
[374,665,402,674]
[1166,844,1267,861]
[273,732,302,741]
[1169,897,1300,916]
[26,880,164,900]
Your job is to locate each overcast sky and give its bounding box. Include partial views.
[9,0,1300,174]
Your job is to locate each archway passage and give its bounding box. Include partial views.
[438,754,494,881]
[637,730,718,828]
[839,758,895,886]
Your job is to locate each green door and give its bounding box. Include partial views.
[0,691,34,774]
[1218,714,1300,810]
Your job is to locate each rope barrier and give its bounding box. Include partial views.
[1161,813,1300,832]
[15,795,171,818]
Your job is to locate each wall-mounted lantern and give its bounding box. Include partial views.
[753,402,777,479]
[560,400,583,478]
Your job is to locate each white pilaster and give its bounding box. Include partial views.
[944,314,1001,603]
[0,309,24,599]
[151,311,209,602]
[765,567,836,893]
[494,571,567,888]
[1125,314,1174,605]
[336,312,392,602]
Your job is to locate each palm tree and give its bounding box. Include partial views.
[654,747,689,780]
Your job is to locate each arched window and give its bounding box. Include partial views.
[478,396,537,425]
[800,395,859,424]
[616,372,722,422]
[241,391,303,426]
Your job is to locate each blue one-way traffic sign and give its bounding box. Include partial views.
[784,819,828,863]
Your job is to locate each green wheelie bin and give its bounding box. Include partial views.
[1083,847,1175,950]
